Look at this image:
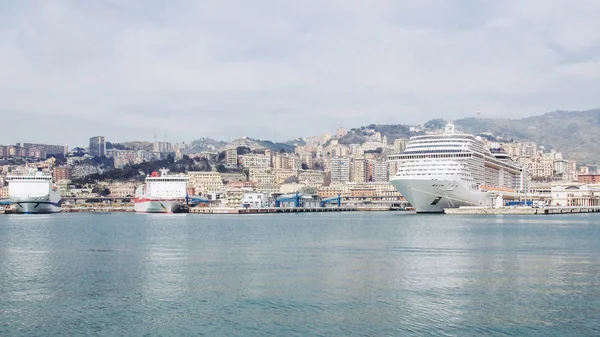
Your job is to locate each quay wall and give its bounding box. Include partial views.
[445,206,600,215]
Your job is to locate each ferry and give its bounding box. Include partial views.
[6,167,62,213]
[134,169,189,213]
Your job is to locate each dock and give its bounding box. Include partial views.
[444,206,600,215]
[62,206,135,212]
[190,206,359,214]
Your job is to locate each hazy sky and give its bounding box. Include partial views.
[1,0,599,147]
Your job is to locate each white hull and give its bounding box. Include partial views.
[134,200,187,213]
[12,201,62,214]
[390,177,487,213]
[9,188,62,214]
[134,170,189,213]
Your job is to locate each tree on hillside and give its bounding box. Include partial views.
[424,118,446,130]
[106,142,126,150]
[47,153,66,165]
[216,164,228,173]
[237,146,252,155]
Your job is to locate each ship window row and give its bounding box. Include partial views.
[407,145,468,150]
[148,179,188,182]
[414,135,476,141]
[7,177,51,180]
[398,153,472,159]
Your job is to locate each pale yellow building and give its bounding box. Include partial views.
[273,169,296,184]
[188,171,224,194]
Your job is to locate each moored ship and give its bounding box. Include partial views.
[134,169,189,213]
[6,168,62,214]
[389,123,527,213]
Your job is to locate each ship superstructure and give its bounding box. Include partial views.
[134,169,189,213]
[389,123,526,213]
[6,167,62,213]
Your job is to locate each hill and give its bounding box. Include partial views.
[454,108,600,164]
[222,137,295,153]
[117,141,153,152]
[185,138,228,154]
[187,136,296,154]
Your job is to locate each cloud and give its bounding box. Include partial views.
[0,0,599,147]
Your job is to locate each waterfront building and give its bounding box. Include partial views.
[349,185,375,197]
[551,184,600,206]
[317,184,350,198]
[223,187,244,208]
[241,191,271,208]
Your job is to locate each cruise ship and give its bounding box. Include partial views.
[6,168,62,213]
[134,169,189,213]
[389,123,526,213]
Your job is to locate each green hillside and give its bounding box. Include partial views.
[454,109,600,164]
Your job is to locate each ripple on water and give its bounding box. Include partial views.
[0,212,600,335]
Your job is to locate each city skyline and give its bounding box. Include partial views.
[1,1,600,146]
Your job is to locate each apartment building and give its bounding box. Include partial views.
[187,171,224,194]
[329,157,350,184]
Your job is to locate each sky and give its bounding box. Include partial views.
[1,0,599,148]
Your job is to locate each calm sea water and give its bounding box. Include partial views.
[1,212,600,336]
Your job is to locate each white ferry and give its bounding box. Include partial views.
[134,169,189,213]
[6,167,62,213]
[389,123,527,213]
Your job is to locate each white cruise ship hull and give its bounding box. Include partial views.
[390,177,487,213]
[12,200,62,214]
[134,199,187,213]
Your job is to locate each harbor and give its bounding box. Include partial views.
[0,202,411,214]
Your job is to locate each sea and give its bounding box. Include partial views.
[1,212,599,336]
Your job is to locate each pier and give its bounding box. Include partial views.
[444,206,600,215]
[190,206,359,214]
